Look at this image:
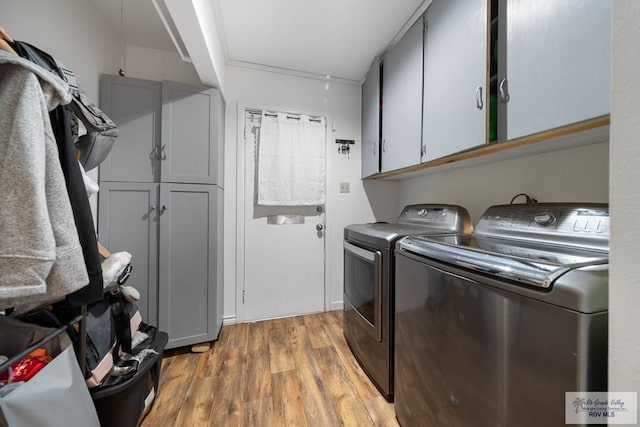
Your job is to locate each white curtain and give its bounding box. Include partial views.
[257,111,326,206]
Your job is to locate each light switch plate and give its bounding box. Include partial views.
[340,182,350,193]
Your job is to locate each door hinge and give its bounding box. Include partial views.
[242,289,245,304]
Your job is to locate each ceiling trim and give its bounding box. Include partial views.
[210,0,230,64]
[152,0,192,62]
[227,59,360,86]
[163,0,224,90]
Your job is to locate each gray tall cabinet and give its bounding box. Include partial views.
[98,75,224,349]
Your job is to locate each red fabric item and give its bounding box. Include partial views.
[8,349,53,383]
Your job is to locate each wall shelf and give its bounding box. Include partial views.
[368,115,610,180]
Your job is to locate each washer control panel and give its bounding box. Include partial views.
[475,203,609,251]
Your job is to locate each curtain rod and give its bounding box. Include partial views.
[247,109,324,123]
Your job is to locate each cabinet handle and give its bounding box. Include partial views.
[382,139,386,153]
[373,142,377,156]
[160,145,167,160]
[421,145,426,157]
[160,205,168,212]
[475,86,484,110]
[499,78,510,103]
[150,205,156,211]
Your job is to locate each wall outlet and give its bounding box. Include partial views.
[340,182,350,193]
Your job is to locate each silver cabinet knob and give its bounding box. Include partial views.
[150,205,156,211]
[161,205,168,212]
[316,224,324,231]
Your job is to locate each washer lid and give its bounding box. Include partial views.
[398,234,608,289]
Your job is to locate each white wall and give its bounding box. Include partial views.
[3,0,121,103]
[397,141,609,222]
[610,1,640,395]
[222,65,398,322]
[124,45,201,86]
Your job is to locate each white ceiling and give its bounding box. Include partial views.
[88,0,428,82]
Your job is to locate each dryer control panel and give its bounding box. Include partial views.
[397,204,473,234]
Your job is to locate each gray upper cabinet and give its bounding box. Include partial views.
[100,76,161,183]
[161,82,222,185]
[361,59,381,178]
[422,0,488,162]
[504,0,611,140]
[100,76,222,186]
[158,183,222,349]
[381,18,424,173]
[97,182,159,325]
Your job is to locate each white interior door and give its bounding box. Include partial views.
[242,111,326,321]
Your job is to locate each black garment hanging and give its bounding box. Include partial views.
[11,40,104,307]
[49,105,104,307]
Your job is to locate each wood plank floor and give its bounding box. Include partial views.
[141,310,399,427]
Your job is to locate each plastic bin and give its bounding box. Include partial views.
[91,330,168,427]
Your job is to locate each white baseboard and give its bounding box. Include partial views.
[222,315,237,326]
[223,305,341,326]
[330,301,344,311]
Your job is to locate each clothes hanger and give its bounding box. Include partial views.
[0,26,17,55]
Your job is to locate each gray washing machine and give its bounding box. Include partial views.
[394,203,609,426]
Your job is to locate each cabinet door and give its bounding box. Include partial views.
[97,182,159,325]
[381,18,424,173]
[505,0,611,140]
[161,82,221,185]
[158,183,220,348]
[100,76,161,183]
[361,59,381,178]
[422,0,488,162]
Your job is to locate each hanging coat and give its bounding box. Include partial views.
[10,41,105,307]
[0,51,89,308]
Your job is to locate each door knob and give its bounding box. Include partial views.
[316,224,324,231]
